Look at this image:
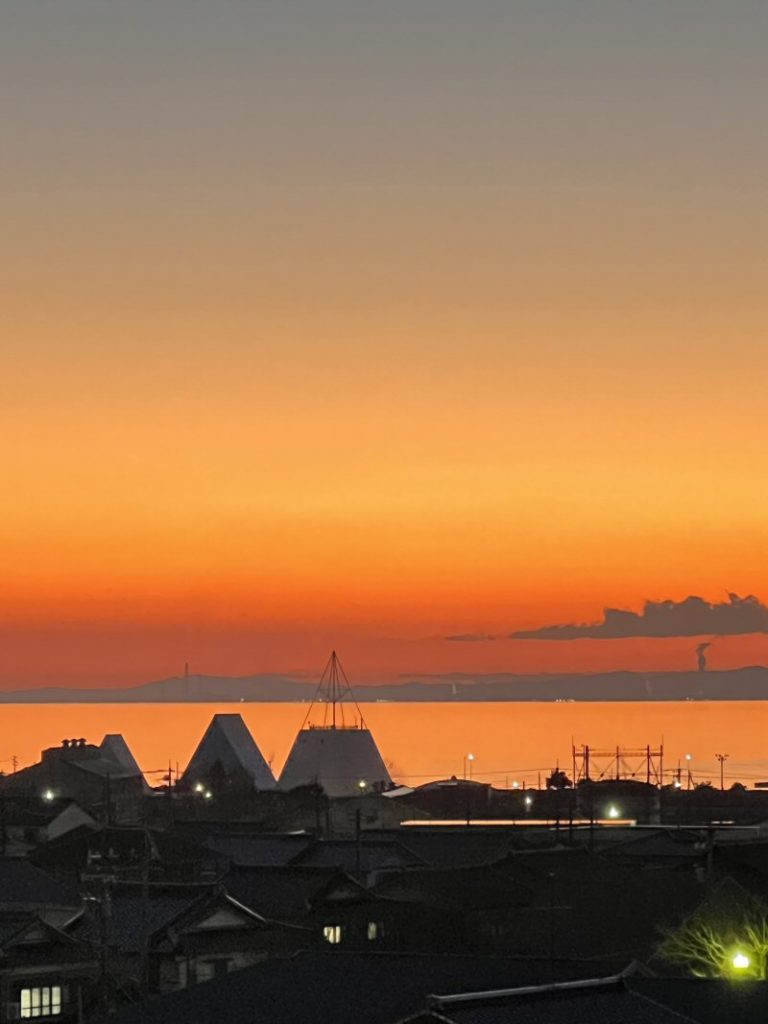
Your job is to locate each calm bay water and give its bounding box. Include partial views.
[0,701,765,788]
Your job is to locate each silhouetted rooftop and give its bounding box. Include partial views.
[107,952,635,1024]
[0,859,82,910]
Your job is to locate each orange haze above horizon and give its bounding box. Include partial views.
[3,3,768,687]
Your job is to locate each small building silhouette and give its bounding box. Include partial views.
[0,736,145,819]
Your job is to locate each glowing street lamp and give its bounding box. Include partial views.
[732,952,750,971]
[524,795,533,809]
[358,780,367,792]
[193,782,205,794]
[42,789,55,803]
[607,805,620,820]
[464,753,475,780]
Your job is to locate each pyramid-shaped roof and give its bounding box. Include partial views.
[182,714,275,790]
[278,652,391,797]
[100,734,143,776]
[279,727,391,798]
[100,733,150,791]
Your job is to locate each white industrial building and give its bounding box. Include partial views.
[279,652,392,798]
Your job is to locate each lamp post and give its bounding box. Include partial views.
[464,753,475,780]
[716,753,729,791]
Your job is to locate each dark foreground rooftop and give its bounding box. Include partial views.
[406,976,768,1024]
[107,952,632,1024]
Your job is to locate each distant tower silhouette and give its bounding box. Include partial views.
[696,642,711,672]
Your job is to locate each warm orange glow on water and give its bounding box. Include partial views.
[2,702,767,788]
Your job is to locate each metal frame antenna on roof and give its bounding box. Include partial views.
[299,650,366,731]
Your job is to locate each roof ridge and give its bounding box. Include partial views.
[429,973,626,1006]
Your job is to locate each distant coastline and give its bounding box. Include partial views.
[0,666,766,702]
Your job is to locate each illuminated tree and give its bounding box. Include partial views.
[658,879,768,980]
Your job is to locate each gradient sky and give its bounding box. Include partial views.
[3,1,768,686]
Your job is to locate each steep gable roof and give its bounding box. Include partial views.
[279,726,391,798]
[183,715,275,790]
[100,734,145,777]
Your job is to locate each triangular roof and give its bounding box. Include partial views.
[182,714,275,790]
[279,652,391,797]
[0,914,86,954]
[100,734,144,777]
[279,726,392,798]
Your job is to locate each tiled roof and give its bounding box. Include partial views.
[223,865,342,921]
[0,858,82,908]
[107,952,632,1024]
[201,833,313,867]
[371,866,532,911]
[427,977,768,1024]
[289,838,425,872]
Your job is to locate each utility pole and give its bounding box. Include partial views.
[103,773,112,826]
[547,871,556,981]
[715,753,729,791]
[165,759,174,825]
[140,818,152,1007]
[87,877,113,1017]
[355,808,362,880]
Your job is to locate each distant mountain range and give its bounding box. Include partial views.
[1,667,768,702]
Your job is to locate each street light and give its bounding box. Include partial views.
[42,789,55,802]
[464,753,475,780]
[732,952,750,971]
[607,805,620,820]
[716,753,729,791]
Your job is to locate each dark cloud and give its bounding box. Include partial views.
[511,594,768,640]
[444,633,496,643]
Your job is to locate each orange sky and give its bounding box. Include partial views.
[2,3,768,687]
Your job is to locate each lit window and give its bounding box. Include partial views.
[367,921,382,941]
[20,986,62,1018]
[322,924,342,944]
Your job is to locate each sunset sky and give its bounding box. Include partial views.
[3,2,768,687]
